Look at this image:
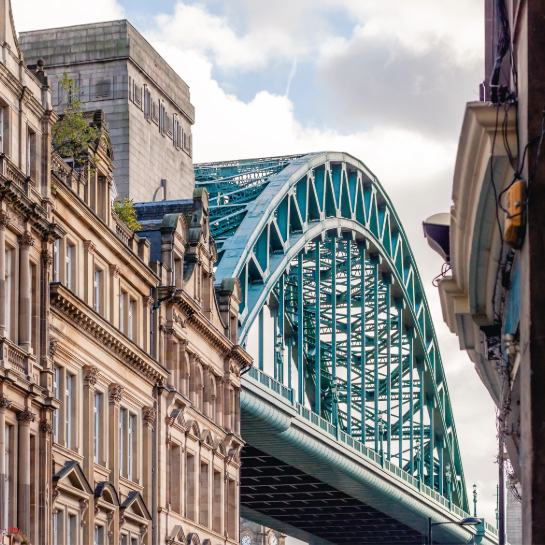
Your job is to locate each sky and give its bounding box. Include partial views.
[12,0,500,529]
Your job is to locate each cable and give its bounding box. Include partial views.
[432,262,451,288]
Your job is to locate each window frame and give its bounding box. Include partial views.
[94,267,103,315]
[120,407,139,482]
[5,245,11,339]
[0,106,4,154]
[4,423,11,528]
[26,124,37,180]
[65,242,74,291]
[53,365,60,442]
[128,299,135,341]
[54,239,60,283]
[94,391,102,464]
[66,372,73,449]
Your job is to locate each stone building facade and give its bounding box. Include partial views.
[19,20,196,204]
[0,2,251,544]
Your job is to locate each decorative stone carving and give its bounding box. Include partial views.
[80,500,89,527]
[83,240,96,254]
[109,384,124,405]
[83,365,99,387]
[143,406,156,427]
[172,309,185,327]
[40,420,53,434]
[49,339,59,359]
[189,352,201,366]
[0,211,10,230]
[19,231,35,248]
[107,511,114,537]
[17,409,36,422]
[109,264,121,277]
[140,525,148,539]
[144,296,154,309]
[41,249,53,269]
[0,395,12,409]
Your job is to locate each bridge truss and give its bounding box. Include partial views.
[196,152,470,515]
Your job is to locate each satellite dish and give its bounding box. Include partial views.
[423,213,450,262]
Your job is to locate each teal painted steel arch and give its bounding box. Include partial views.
[197,151,470,514]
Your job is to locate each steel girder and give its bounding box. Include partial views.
[196,152,470,514]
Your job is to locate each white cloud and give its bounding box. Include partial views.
[153,3,314,71]
[12,0,125,33]
[155,0,483,72]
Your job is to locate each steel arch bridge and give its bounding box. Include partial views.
[195,152,497,545]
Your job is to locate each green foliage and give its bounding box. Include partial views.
[114,198,142,232]
[52,72,101,170]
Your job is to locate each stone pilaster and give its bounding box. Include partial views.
[108,384,123,545]
[109,265,120,327]
[0,395,12,530]
[234,387,241,436]
[142,406,155,511]
[165,329,178,389]
[215,376,223,428]
[17,408,36,536]
[38,416,53,545]
[18,231,34,352]
[0,212,10,337]
[82,365,98,544]
[39,245,53,372]
[83,240,96,307]
[143,296,154,354]
[203,365,211,418]
[222,378,232,432]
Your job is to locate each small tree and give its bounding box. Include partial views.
[114,197,142,232]
[52,72,101,171]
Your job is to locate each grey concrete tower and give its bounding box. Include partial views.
[19,20,196,203]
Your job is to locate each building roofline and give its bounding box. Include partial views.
[18,18,129,35]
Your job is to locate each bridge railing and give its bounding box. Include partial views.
[247,366,293,402]
[244,366,475,522]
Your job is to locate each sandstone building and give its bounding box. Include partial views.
[0,2,251,544]
[19,20,196,204]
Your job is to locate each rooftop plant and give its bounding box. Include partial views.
[52,72,101,172]
[114,197,142,232]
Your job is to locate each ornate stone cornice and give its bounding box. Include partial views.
[50,283,168,383]
[109,384,124,405]
[17,409,36,422]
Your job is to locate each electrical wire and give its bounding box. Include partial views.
[432,262,451,288]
